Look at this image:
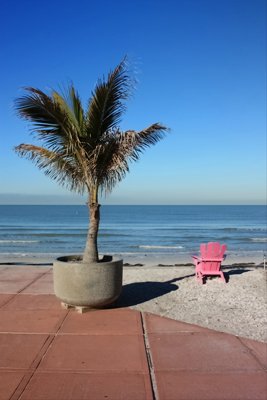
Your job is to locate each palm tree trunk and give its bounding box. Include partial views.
[83,197,100,264]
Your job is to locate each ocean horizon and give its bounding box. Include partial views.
[0,205,266,264]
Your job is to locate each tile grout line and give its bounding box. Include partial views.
[28,307,71,370]
[16,269,53,295]
[141,312,159,400]
[9,334,55,400]
[10,370,36,400]
[0,294,17,308]
[237,336,267,371]
[0,269,54,309]
[0,268,52,305]
[0,269,53,319]
[10,306,70,400]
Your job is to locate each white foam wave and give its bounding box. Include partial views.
[139,245,184,249]
[250,238,267,243]
[0,240,39,244]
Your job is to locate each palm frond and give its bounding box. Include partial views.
[86,57,133,140]
[52,85,85,133]
[15,144,86,193]
[14,87,91,183]
[15,87,64,132]
[15,88,81,150]
[88,131,129,192]
[15,88,69,151]
[119,123,169,162]
[88,123,169,193]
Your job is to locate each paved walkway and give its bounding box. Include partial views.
[0,266,266,400]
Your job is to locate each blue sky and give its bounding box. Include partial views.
[0,0,266,205]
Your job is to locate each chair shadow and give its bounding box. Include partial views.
[114,273,195,307]
[223,268,251,283]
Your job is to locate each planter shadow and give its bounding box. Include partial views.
[113,273,195,307]
[114,280,178,307]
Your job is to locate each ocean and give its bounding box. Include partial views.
[0,205,266,264]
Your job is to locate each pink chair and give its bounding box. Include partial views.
[192,242,227,284]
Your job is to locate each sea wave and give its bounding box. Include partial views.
[250,238,267,243]
[139,245,184,249]
[221,228,266,232]
[0,240,40,244]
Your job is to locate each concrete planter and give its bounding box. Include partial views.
[53,255,123,308]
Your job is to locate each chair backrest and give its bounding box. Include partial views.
[199,242,227,271]
[200,242,227,258]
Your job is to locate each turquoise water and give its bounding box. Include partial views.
[0,205,266,261]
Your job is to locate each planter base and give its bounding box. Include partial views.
[61,302,92,313]
[53,255,123,308]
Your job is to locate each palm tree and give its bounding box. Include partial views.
[14,58,169,264]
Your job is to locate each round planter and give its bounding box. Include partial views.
[53,255,123,308]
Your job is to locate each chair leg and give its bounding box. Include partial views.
[196,271,203,284]
[220,271,226,283]
[195,265,201,281]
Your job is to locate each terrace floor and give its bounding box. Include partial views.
[0,266,266,400]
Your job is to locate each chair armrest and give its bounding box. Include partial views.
[191,255,201,265]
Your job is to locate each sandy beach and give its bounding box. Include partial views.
[1,254,266,343]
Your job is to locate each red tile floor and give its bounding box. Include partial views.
[0,266,266,400]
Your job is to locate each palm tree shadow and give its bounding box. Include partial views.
[114,273,195,307]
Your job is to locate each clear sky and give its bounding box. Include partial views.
[0,0,266,205]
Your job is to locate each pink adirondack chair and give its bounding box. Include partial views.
[192,242,227,284]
